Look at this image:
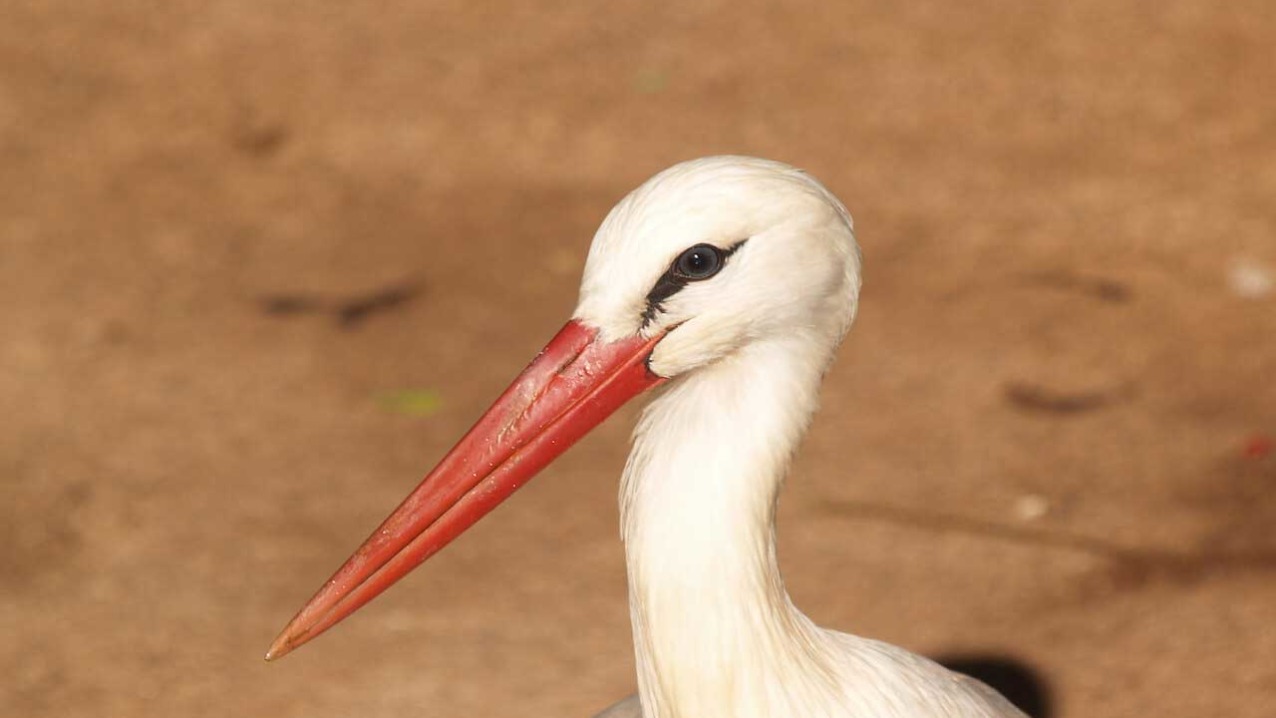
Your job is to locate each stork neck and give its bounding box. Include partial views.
[620,335,840,717]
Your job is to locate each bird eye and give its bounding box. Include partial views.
[673,244,724,280]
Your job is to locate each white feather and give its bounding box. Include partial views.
[573,157,1026,717]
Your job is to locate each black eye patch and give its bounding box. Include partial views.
[640,240,747,328]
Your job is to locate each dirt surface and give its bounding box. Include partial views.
[3,2,1274,716]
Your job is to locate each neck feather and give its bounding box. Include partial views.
[619,334,842,717]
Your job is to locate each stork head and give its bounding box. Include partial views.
[266,156,860,660]
[577,156,861,379]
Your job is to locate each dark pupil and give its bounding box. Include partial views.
[676,244,722,279]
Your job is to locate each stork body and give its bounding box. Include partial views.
[606,344,1022,717]
[596,364,1023,716]
[268,157,1027,718]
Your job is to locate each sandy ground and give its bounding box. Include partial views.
[2,2,1274,716]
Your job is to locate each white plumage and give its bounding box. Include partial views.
[577,157,1025,717]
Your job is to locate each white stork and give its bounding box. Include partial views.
[267,156,1028,718]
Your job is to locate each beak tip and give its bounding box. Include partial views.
[264,630,298,662]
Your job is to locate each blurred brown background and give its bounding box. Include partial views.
[2,2,1274,716]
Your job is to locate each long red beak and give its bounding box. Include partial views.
[266,320,664,660]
